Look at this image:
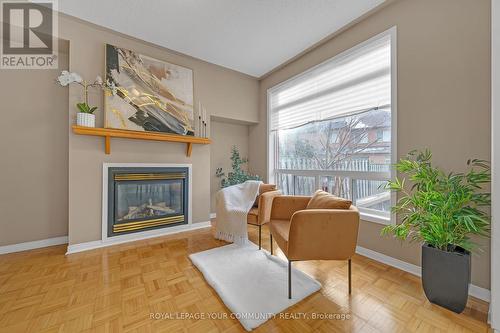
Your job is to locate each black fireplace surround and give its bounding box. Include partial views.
[107,167,189,237]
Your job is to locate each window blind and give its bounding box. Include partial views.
[269,33,391,131]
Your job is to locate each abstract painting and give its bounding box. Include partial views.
[105,44,194,135]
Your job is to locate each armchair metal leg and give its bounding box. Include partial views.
[348,259,352,294]
[288,260,292,299]
[270,234,273,255]
[258,225,262,250]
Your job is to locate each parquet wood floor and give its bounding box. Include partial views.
[0,223,490,332]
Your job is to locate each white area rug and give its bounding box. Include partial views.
[189,242,321,331]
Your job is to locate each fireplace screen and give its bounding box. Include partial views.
[108,167,189,236]
[116,181,183,221]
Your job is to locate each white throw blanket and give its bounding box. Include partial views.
[215,180,262,244]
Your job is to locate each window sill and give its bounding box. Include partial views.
[360,211,392,225]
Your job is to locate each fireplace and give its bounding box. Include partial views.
[106,166,189,237]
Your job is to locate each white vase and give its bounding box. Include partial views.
[76,113,95,127]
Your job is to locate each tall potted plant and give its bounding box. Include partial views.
[382,149,490,313]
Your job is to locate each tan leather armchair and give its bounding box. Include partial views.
[269,195,360,298]
[247,185,281,249]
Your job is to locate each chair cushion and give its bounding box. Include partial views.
[253,184,277,207]
[270,219,290,255]
[306,190,352,210]
[247,207,259,225]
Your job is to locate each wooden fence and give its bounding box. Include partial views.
[276,158,390,207]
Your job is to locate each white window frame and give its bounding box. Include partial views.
[267,26,397,225]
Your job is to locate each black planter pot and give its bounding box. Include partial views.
[421,243,471,313]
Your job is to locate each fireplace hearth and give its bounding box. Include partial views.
[106,167,189,237]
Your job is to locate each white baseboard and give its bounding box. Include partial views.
[66,221,211,255]
[356,246,421,276]
[210,213,216,219]
[0,236,68,255]
[469,284,492,303]
[356,245,491,302]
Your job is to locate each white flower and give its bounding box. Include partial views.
[57,70,71,86]
[56,70,83,86]
[95,76,103,85]
[70,72,82,83]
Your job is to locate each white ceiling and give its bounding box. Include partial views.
[58,0,385,77]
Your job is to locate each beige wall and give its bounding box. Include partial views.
[58,15,259,245]
[210,120,250,212]
[250,0,491,288]
[0,40,70,246]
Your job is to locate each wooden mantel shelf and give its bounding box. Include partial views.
[72,125,211,157]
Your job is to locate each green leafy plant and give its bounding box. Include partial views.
[76,102,98,114]
[381,149,490,252]
[216,146,261,188]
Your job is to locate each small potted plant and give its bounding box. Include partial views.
[56,71,116,128]
[382,149,490,313]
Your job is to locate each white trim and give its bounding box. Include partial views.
[356,245,421,276]
[492,0,500,328]
[356,245,491,302]
[274,169,390,180]
[266,91,271,184]
[66,221,211,255]
[210,213,216,219]
[101,163,193,244]
[267,91,275,184]
[0,236,68,255]
[470,284,493,304]
[360,211,390,225]
[389,26,398,226]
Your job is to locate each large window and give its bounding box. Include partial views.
[268,28,396,224]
